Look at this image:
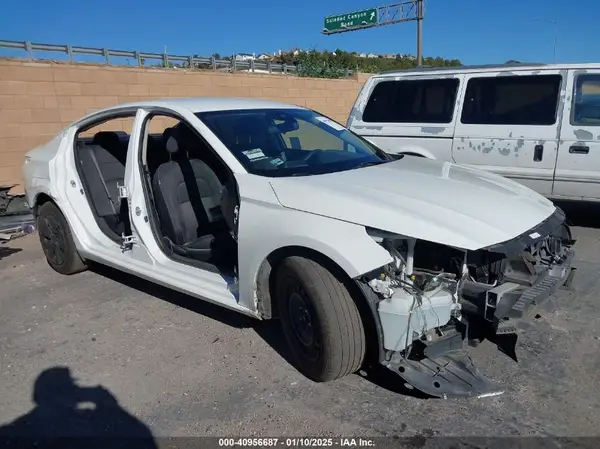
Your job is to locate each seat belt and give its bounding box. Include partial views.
[87,147,117,216]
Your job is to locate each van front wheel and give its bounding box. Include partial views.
[275,256,365,382]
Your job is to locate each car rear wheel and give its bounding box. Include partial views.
[37,201,87,275]
[276,256,365,382]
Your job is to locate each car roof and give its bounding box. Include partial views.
[108,97,306,113]
[374,62,600,78]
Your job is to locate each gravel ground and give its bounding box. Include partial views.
[0,207,599,443]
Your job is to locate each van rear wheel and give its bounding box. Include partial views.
[276,256,365,382]
[37,202,87,275]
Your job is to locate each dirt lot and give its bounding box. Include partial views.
[0,205,599,442]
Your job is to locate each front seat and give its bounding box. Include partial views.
[151,126,236,267]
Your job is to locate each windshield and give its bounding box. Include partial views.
[196,108,391,177]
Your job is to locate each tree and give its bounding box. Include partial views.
[284,49,462,78]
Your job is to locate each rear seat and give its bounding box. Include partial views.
[77,143,128,237]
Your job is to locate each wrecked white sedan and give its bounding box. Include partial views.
[22,97,575,398]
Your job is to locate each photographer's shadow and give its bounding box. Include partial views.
[0,366,157,449]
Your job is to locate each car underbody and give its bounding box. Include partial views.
[357,208,576,398]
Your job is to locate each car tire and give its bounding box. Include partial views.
[276,256,365,382]
[37,201,87,275]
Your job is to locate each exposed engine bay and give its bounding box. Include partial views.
[357,209,576,398]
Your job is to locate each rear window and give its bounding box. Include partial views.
[362,78,459,124]
[461,74,561,126]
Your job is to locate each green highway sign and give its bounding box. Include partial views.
[323,8,378,34]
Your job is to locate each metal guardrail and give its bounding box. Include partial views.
[0,39,338,75]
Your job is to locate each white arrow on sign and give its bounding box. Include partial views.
[370,11,375,20]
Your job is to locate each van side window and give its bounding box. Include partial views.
[461,74,561,126]
[571,74,600,126]
[362,78,459,124]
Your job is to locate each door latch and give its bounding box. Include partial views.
[120,233,138,252]
[117,183,129,199]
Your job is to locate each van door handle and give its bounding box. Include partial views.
[533,144,544,162]
[569,145,590,154]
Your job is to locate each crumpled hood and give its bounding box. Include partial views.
[269,157,557,250]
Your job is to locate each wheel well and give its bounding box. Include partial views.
[255,246,381,366]
[32,193,55,217]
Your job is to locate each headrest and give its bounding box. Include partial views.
[93,131,120,149]
[162,127,179,154]
[166,136,179,154]
[174,122,198,148]
[234,116,264,133]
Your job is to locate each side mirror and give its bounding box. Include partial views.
[386,152,404,160]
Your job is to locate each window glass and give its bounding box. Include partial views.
[461,74,561,125]
[362,78,459,124]
[197,108,390,178]
[572,74,600,126]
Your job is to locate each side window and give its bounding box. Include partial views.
[571,74,600,126]
[362,78,460,124]
[461,74,561,126]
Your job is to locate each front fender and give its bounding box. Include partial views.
[235,174,393,312]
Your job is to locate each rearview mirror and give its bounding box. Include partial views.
[275,118,299,134]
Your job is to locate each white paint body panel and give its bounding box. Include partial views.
[21,97,556,322]
[452,69,564,196]
[348,63,600,203]
[554,69,600,200]
[270,156,555,251]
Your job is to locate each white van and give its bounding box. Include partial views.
[347,63,600,202]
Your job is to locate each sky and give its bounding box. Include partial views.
[0,0,595,65]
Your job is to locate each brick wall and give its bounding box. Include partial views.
[0,59,370,188]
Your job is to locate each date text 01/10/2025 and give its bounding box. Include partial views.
[217,438,376,447]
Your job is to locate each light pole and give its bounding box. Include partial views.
[416,0,424,66]
[528,17,558,63]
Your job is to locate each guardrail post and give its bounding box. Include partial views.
[250,58,255,73]
[163,51,168,68]
[102,48,109,64]
[231,55,236,72]
[134,51,141,67]
[25,41,32,61]
[267,61,272,74]
[67,45,73,63]
[211,56,216,71]
[283,63,288,75]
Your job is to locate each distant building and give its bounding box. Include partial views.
[257,53,272,60]
[235,53,255,61]
[366,53,378,58]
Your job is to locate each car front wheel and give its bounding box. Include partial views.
[37,201,87,275]
[276,256,365,382]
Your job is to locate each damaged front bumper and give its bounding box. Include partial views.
[358,209,576,399]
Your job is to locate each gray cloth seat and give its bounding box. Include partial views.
[77,143,128,236]
[151,124,236,266]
